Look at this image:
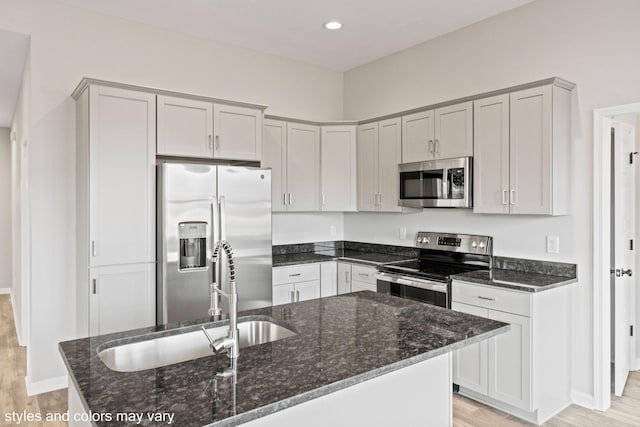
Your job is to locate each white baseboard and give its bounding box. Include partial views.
[0,287,11,294]
[571,390,596,410]
[25,375,68,396]
[9,291,25,347]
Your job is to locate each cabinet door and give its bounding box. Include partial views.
[89,86,155,266]
[434,101,473,159]
[263,119,287,212]
[451,302,489,395]
[295,280,320,302]
[213,104,263,161]
[378,117,403,212]
[286,122,320,211]
[89,263,155,336]
[402,110,434,163]
[320,262,338,297]
[473,95,510,214]
[321,126,357,211]
[157,95,213,158]
[273,283,295,306]
[357,123,379,212]
[509,86,552,215]
[337,262,352,294]
[488,309,532,411]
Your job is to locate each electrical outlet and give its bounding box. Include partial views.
[399,227,407,240]
[546,236,560,254]
[330,225,337,237]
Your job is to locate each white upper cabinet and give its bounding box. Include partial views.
[402,110,435,163]
[473,94,510,214]
[357,118,402,212]
[157,95,213,158]
[287,122,320,211]
[434,101,473,159]
[213,104,263,161]
[401,102,472,163]
[321,125,357,211]
[474,84,571,215]
[263,119,287,212]
[88,85,156,266]
[157,95,263,161]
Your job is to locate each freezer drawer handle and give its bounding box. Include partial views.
[477,296,496,301]
[289,273,301,277]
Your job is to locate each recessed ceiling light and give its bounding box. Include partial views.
[324,21,343,30]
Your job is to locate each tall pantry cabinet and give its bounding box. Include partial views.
[76,85,156,337]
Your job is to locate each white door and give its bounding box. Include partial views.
[295,280,320,302]
[337,262,352,294]
[286,122,320,211]
[263,119,287,212]
[378,118,403,212]
[89,86,156,267]
[613,120,637,396]
[157,95,213,158]
[434,102,473,159]
[451,302,489,394]
[357,123,379,212]
[473,94,510,214]
[321,126,357,211]
[90,263,155,336]
[273,283,294,306]
[213,104,262,161]
[402,110,435,163]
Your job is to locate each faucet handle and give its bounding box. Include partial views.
[201,326,216,350]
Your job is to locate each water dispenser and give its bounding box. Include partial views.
[178,221,207,271]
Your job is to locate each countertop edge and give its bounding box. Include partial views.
[451,274,578,293]
[273,255,396,267]
[206,323,511,427]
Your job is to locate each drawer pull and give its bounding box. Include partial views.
[289,273,301,277]
[478,296,496,301]
[358,273,369,277]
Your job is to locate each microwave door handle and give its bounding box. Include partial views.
[442,168,448,198]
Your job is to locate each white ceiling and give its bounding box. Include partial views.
[56,0,534,71]
[0,29,29,128]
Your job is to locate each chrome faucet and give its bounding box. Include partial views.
[202,240,239,360]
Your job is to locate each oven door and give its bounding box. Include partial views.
[375,272,449,308]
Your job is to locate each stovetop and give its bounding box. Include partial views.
[378,259,487,282]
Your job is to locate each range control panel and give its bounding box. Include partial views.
[416,231,492,255]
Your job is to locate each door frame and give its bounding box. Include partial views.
[593,102,640,410]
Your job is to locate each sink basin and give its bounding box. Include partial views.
[97,317,296,372]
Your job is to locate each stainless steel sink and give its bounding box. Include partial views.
[97,318,296,372]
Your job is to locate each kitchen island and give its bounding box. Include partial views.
[60,292,508,426]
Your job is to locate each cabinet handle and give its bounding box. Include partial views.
[477,296,496,301]
[502,190,508,205]
[344,271,349,282]
[215,135,220,150]
[378,193,382,206]
[428,139,434,154]
[289,273,301,277]
[510,189,517,205]
[288,193,293,205]
[208,134,213,151]
[91,240,97,257]
[290,291,294,303]
[358,273,369,278]
[322,194,326,205]
[283,193,287,206]
[434,139,440,156]
[92,278,97,295]
[296,290,300,302]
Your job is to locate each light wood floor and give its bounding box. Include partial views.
[2,294,640,426]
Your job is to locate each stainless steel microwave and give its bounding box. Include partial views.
[398,157,472,208]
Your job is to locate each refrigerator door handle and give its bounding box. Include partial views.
[219,196,227,240]
[210,199,221,290]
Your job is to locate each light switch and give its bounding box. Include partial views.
[546,235,560,254]
[399,227,407,240]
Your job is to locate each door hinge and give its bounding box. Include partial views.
[631,325,634,337]
[631,239,634,251]
[630,151,638,164]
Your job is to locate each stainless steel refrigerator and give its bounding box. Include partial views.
[157,162,272,325]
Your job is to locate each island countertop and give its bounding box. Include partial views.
[59,292,509,426]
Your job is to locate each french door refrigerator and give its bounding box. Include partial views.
[157,162,272,324]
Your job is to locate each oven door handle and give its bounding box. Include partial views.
[374,272,447,293]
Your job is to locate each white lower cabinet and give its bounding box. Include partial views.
[272,264,321,305]
[451,280,571,424]
[89,263,155,336]
[337,262,352,294]
[320,262,338,297]
[351,264,377,292]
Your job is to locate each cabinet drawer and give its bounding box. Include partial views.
[452,281,531,317]
[273,264,320,285]
[351,265,377,285]
[352,280,377,292]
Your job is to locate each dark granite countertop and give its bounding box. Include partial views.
[451,269,577,292]
[272,249,415,267]
[59,292,508,427]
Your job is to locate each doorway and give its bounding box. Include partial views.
[593,104,640,410]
